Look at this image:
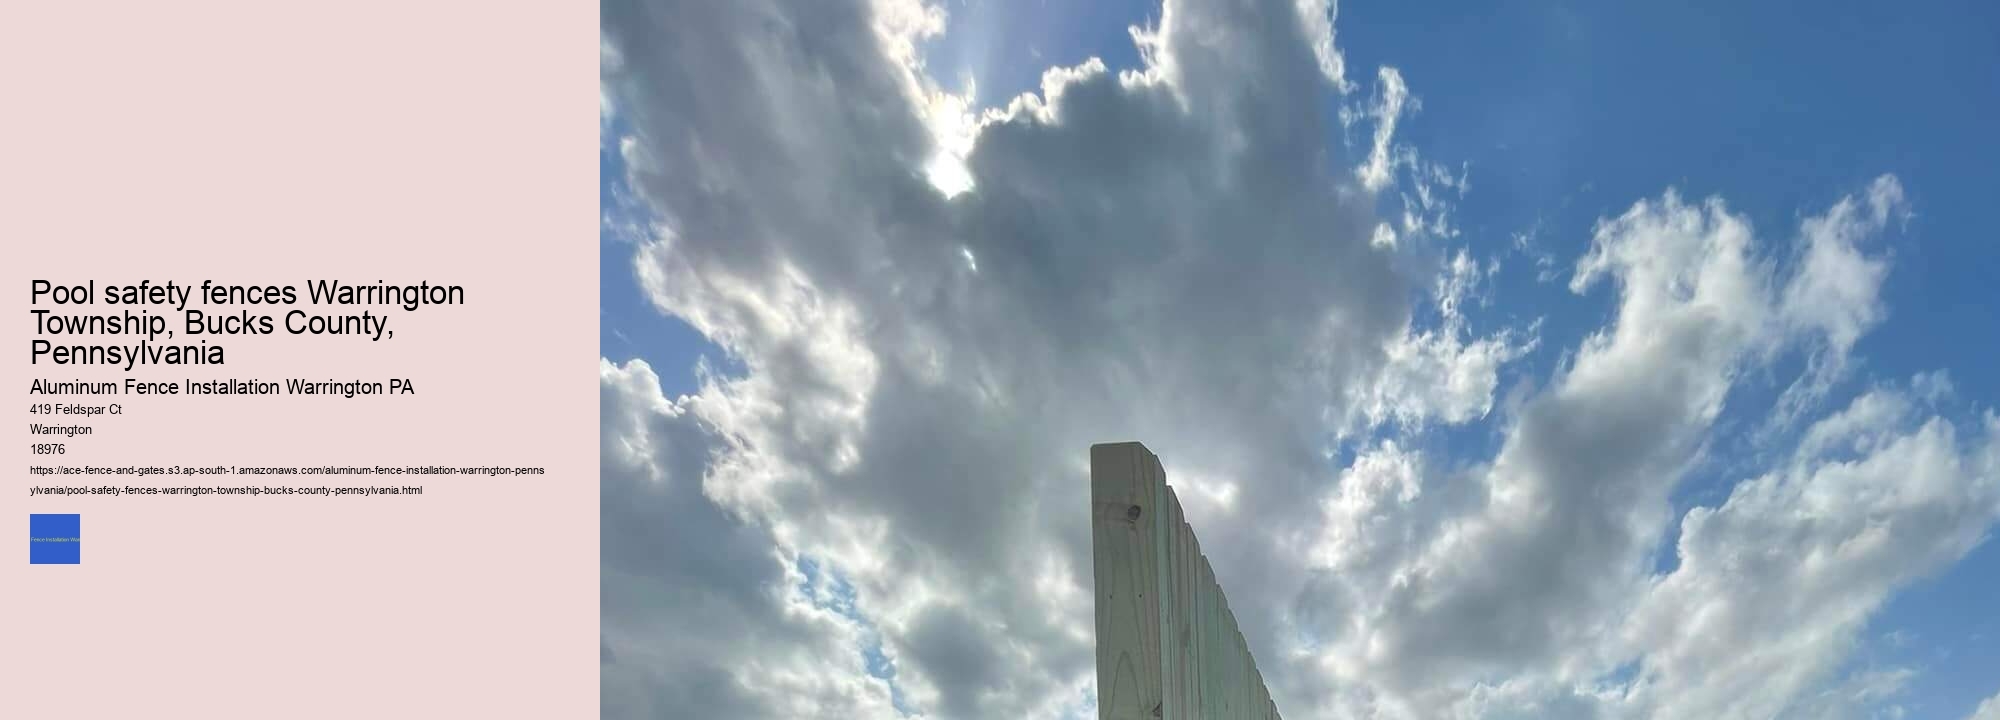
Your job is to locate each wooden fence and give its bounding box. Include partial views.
[1091,442,1281,719]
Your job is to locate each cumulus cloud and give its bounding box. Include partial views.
[600,359,902,718]
[1765,175,1908,430]
[602,0,1410,715]
[1292,0,1351,91]
[1614,391,1999,720]
[1294,187,1781,714]
[1285,179,1996,720]
[1345,249,1534,431]
[1970,691,2000,720]
[600,0,1997,718]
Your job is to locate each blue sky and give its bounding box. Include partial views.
[608,0,2000,408]
[600,1,2000,717]
[909,0,2000,392]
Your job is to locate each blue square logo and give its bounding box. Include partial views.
[30,513,79,564]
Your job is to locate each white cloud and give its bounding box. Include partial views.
[601,1,1998,718]
[1969,690,2000,720]
[1293,0,1352,91]
[1346,249,1535,431]
[1615,392,1999,720]
[600,359,904,718]
[1349,64,1467,245]
[1767,174,1909,429]
[604,0,1398,715]
[1279,179,1996,720]
[1358,66,1409,192]
[1295,186,1789,714]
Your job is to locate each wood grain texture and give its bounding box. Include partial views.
[1091,442,1282,720]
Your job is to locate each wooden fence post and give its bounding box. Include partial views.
[1091,442,1281,720]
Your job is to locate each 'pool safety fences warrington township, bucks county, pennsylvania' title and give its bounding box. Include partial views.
[27,280,468,371]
